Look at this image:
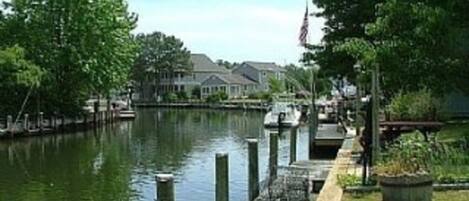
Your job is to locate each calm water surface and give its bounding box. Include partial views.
[0,108,310,201]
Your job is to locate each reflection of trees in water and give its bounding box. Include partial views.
[0,108,266,201]
[129,109,265,174]
[0,128,134,201]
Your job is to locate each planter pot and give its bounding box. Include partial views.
[378,174,433,201]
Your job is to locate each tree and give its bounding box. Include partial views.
[132,32,191,100]
[0,0,137,115]
[0,46,43,115]
[216,59,238,69]
[308,0,383,85]
[337,0,469,97]
[284,64,332,97]
[268,77,286,94]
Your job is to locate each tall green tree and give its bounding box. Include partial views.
[132,32,191,100]
[0,0,137,115]
[0,46,43,115]
[337,0,469,97]
[284,64,332,97]
[308,0,383,84]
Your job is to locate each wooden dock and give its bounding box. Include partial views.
[313,124,346,147]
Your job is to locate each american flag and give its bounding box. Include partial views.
[299,5,309,47]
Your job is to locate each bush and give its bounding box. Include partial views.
[176,91,188,100]
[337,174,361,188]
[191,86,201,99]
[162,92,178,102]
[248,92,272,101]
[387,89,444,121]
[206,91,228,103]
[376,135,431,176]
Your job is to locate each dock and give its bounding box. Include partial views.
[255,123,345,201]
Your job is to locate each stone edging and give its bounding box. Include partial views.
[316,149,353,201]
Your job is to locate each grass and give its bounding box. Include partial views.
[343,190,469,201]
[436,123,469,143]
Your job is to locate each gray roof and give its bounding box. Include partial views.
[244,61,286,72]
[191,54,228,73]
[203,74,256,85]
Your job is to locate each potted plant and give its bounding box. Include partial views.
[375,135,433,201]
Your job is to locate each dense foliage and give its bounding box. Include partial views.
[284,64,332,97]
[0,0,138,115]
[387,89,444,121]
[311,0,469,97]
[132,32,191,100]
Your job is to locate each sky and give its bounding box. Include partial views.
[128,0,325,65]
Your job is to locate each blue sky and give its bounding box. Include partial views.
[128,0,324,65]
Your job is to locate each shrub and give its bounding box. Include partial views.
[387,89,444,121]
[248,92,272,101]
[206,91,228,103]
[176,91,188,100]
[376,135,431,176]
[337,174,361,188]
[162,92,178,102]
[191,86,201,99]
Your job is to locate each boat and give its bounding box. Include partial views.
[264,102,302,128]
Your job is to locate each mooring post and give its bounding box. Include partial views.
[290,127,298,165]
[106,98,111,123]
[39,112,44,133]
[52,112,57,131]
[93,101,99,127]
[269,132,278,184]
[61,115,65,131]
[23,114,29,132]
[83,113,88,129]
[155,174,175,201]
[216,152,229,201]
[247,139,259,201]
[6,115,13,133]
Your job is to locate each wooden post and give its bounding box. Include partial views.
[290,127,297,165]
[61,115,65,131]
[371,64,380,166]
[216,153,229,201]
[269,132,278,183]
[155,174,175,201]
[247,139,259,201]
[52,112,58,131]
[106,98,111,123]
[356,84,361,137]
[93,101,99,126]
[39,112,44,133]
[83,113,88,129]
[6,115,13,132]
[24,114,29,132]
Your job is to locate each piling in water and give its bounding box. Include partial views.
[39,112,44,132]
[155,174,175,201]
[269,132,278,184]
[290,128,297,165]
[216,152,229,201]
[247,139,259,201]
[23,114,29,131]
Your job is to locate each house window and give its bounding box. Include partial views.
[180,85,185,91]
[221,86,226,92]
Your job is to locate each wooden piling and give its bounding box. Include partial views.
[106,99,111,123]
[269,132,278,183]
[23,114,29,132]
[247,139,259,201]
[52,112,58,131]
[61,115,65,132]
[216,152,229,201]
[290,127,297,165]
[6,115,13,132]
[39,112,44,133]
[155,174,175,201]
[93,101,99,126]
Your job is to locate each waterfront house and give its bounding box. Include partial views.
[232,61,286,92]
[158,53,229,97]
[201,74,258,98]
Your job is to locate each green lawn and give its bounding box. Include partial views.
[436,123,469,142]
[343,190,469,201]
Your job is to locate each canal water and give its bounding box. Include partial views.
[0,108,311,201]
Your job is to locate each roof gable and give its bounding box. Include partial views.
[191,54,228,73]
[243,61,286,72]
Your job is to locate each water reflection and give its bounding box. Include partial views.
[0,108,310,201]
